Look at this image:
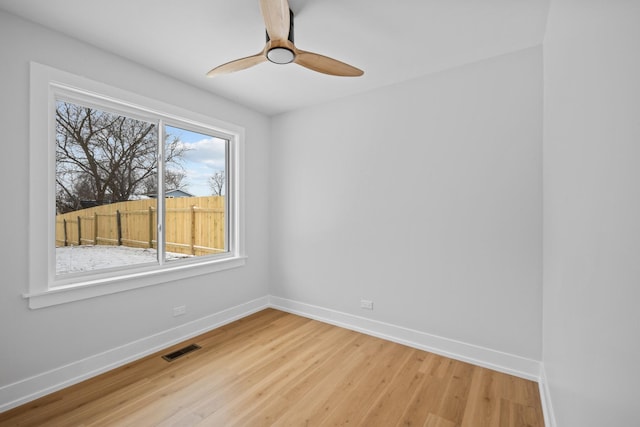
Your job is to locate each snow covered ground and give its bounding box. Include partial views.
[56,245,191,274]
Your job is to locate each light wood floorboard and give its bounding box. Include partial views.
[0,309,544,426]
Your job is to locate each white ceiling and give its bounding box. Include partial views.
[0,0,549,115]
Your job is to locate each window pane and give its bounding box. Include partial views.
[164,126,227,260]
[55,100,158,274]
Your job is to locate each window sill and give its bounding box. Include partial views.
[23,255,247,309]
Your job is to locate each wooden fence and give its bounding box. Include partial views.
[55,196,225,256]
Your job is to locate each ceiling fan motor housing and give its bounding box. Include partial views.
[266,47,295,64]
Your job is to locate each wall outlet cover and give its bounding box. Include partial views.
[360,299,374,310]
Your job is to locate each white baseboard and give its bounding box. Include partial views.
[0,296,269,413]
[538,365,557,427]
[269,295,541,381]
[1,295,547,416]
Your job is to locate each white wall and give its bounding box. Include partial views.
[270,48,543,361]
[0,10,270,407]
[543,0,640,425]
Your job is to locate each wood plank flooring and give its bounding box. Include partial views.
[0,309,544,426]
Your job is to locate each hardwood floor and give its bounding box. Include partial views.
[0,309,544,426]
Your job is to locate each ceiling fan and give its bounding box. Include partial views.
[206,0,364,78]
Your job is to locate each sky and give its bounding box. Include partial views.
[166,125,226,196]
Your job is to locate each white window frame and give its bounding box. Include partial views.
[26,62,246,309]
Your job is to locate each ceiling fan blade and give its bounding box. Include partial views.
[294,50,364,77]
[206,52,266,77]
[259,0,291,41]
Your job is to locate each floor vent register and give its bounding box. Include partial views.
[162,344,202,362]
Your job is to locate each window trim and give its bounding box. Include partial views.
[26,62,246,309]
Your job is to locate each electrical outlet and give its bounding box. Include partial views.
[360,299,374,310]
[173,305,187,317]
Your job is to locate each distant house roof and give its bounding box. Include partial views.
[79,200,100,209]
[147,189,195,198]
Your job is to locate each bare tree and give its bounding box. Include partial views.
[209,170,225,196]
[56,101,188,213]
[55,171,97,212]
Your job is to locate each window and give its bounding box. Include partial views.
[27,63,245,308]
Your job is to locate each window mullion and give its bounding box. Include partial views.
[157,120,166,265]
[224,139,231,254]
